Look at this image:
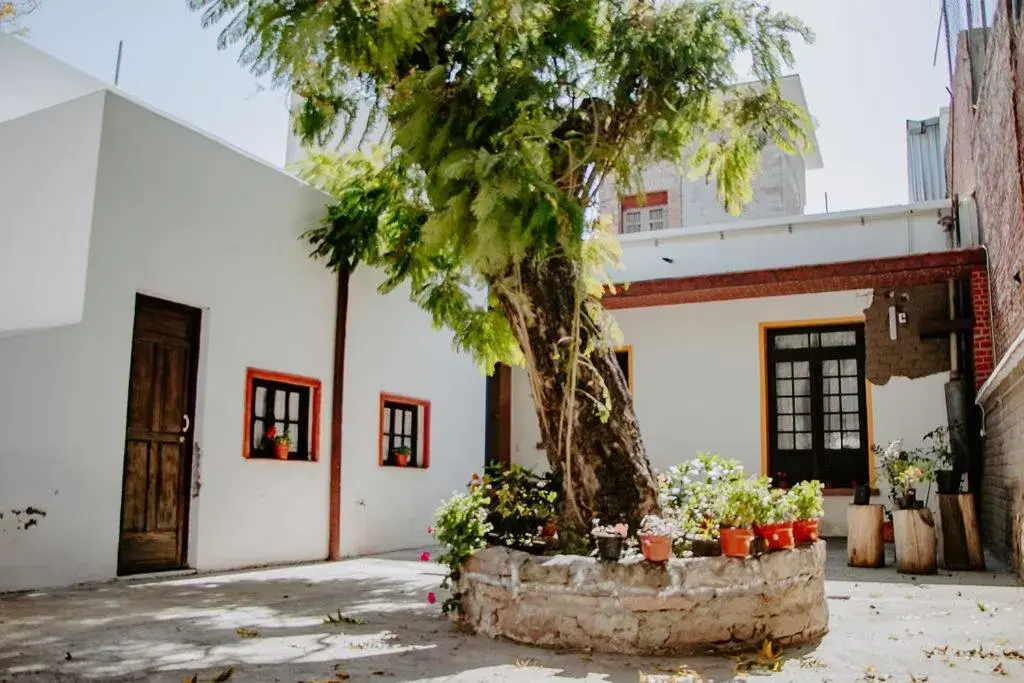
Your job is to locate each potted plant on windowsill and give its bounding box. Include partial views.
[591,520,628,561]
[393,446,412,467]
[638,515,675,562]
[787,480,824,545]
[755,488,795,551]
[716,477,768,558]
[262,426,291,460]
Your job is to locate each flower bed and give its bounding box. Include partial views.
[457,541,828,655]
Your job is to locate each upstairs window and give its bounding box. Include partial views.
[620,191,668,234]
[379,393,431,468]
[243,369,321,462]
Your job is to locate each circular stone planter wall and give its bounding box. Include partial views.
[457,541,828,655]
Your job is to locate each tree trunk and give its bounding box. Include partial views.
[491,255,660,534]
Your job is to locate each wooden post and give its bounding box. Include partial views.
[938,493,985,571]
[847,504,885,568]
[893,508,937,574]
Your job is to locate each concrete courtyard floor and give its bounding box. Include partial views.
[1,542,1021,682]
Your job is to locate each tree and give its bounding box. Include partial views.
[0,0,40,35]
[192,0,812,534]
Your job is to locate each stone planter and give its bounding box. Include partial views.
[457,542,828,655]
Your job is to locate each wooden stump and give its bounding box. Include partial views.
[938,493,985,571]
[847,504,885,568]
[893,508,937,574]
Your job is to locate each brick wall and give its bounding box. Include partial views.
[977,362,1024,576]
[862,284,951,386]
[947,1,1024,572]
[972,268,994,388]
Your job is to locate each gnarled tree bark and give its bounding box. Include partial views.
[492,255,660,534]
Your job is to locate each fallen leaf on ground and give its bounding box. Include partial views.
[978,601,988,612]
[993,662,1008,676]
[515,658,538,668]
[212,666,235,682]
[324,611,367,625]
[235,627,259,638]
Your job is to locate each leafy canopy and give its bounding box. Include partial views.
[193,0,813,368]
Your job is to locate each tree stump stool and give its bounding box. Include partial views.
[938,493,985,571]
[847,504,884,568]
[893,508,937,574]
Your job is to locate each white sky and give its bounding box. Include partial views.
[22,0,953,214]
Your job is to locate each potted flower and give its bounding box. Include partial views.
[638,515,675,562]
[393,445,412,467]
[755,488,796,551]
[591,520,628,561]
[715,477,768,557]
[896,465,927,509]
[262,426,291,460]
[787,480,824,545]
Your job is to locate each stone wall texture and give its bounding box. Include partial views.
[458,543,829,655]
[862,284,951,385]
[947,3,1024,573]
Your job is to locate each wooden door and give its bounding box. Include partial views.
[118,295,200,575]
[484,363,511,467]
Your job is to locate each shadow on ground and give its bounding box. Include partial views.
[0,543,1021,682]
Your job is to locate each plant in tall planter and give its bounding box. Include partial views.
[874,440,934,511]
[786,480,824,544]
[923,425,960,495]
[755,488,795,551]
[194,0,816,535]
[591,520,629,561]
[261,426,291,460]
[716,477,770,558]
[638,515,676,562]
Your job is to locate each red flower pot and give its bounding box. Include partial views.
[793,519,820,545]
[719,527,754,557]
[757,521,795,550]
[639,534,672,562]
[395,452,410,467]
[272,441,289,460]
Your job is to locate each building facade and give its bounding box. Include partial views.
[946,0,1024,575]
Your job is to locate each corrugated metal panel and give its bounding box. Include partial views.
[907,112,948,202]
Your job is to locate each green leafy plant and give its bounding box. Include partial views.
[922,424,954,470]
[482,463,558,550]
[873,440,935,509]
[639,515,676,537]
[259,426,291,448]
[433,486,491,614]
[715,477,771,529]
[786,480,824,520]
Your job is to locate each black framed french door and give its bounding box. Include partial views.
[766,323,869,489]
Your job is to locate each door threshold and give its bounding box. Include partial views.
[115,567,198,583]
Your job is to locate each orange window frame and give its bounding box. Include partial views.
[242,368,322,461]
[378,393,431,468]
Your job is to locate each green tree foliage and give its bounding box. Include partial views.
[192,0,813,529]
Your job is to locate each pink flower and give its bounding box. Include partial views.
[427,526,434,535]
[427,592,437,605]
[420,551,431,562]
[265,426,277,439]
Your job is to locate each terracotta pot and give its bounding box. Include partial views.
[395,452,410,467]
[793,518,820,545]
[757,521,795,550]
[639,534,672,562]
[595,535,624,561]
[883,520,895,543]
[719,527,754,558]
[272,441,289,460]
[540,519,558,538]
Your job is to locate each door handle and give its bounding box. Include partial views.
[182,414,191,434]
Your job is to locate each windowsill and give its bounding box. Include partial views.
[822,488,880,497]
[379,465,429,470]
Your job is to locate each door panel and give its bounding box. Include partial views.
[118,296,200,575]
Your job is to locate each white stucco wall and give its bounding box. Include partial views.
[616,201,952,284]
[0,93,103,336]
[0,34,106,124]
[339,268,485,556]
[0,92,337,591]
[510,291,950,536]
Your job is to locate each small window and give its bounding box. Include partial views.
[243,369,321,461]
[379,393,430,468]
[620,190,669,234]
